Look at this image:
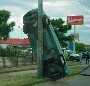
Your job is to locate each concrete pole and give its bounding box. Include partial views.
[37,0,43,77]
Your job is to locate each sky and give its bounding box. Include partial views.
[0,0,90,45]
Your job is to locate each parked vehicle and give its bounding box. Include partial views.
[69,53,80,61]
[64,50,80,61]
[22,48,32,53]
[81,52,86,59]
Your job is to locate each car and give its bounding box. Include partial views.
[22,48,32,53]
[81,52,86,59]
[69,53,80,61]
[64,49,80,61]
[82,51,90,59]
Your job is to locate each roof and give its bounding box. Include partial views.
[0,38,30,45]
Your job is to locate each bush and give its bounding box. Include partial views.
[64,52,69,61]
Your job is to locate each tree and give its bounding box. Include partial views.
[50,18,72,47]
[0,10,15,40]
[75,43,86,53]
[0,10,15,68]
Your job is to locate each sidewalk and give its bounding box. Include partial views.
[0,70,37,76]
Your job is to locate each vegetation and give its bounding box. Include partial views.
[50,18,73,47]
[0,10,15,40]
[0,45,35,68]
[75,43,86,53]
[0,73,48,86]
[63,52,69,61]
[68,65,87,76]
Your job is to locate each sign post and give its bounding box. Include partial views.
[67,15,84,53]
[73,25,76,53]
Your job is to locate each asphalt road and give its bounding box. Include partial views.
[33,75,90,86]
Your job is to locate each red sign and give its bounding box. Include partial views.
[67,16,84,25]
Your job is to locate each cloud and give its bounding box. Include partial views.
[0,0,90,45]
[0,0,38,12]
[10,27,28,38]
[67,25,90,45]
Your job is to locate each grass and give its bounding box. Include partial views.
[67,65,88,76]
[66,61,88,76]
[67,61,82,66]
[0,61,88,86]
[0,65,36,73]
[0,65,48,86]
[0,73,49,86]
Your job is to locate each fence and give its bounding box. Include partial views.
[0,47,36,68]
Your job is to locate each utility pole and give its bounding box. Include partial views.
[37,0,43,77]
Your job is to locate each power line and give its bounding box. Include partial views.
[68,0,90,15]
[67,0,90,25]
[78,0,90,11]
[82,1,90,8]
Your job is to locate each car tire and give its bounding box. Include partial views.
[70,56,74,61]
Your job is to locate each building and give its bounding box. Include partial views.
[0,38,30,49]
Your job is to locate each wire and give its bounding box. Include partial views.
[78,0,90,11]
[82,1,90,8]
[68,0,90,15]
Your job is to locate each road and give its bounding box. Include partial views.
[33,75,90,86]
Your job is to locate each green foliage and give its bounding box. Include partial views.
[64,52,69,61]
[6,46,22,66]
[0,10,15,40]
[50,18,72,47]
[0,10,10,23]
[75,43,86,53]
